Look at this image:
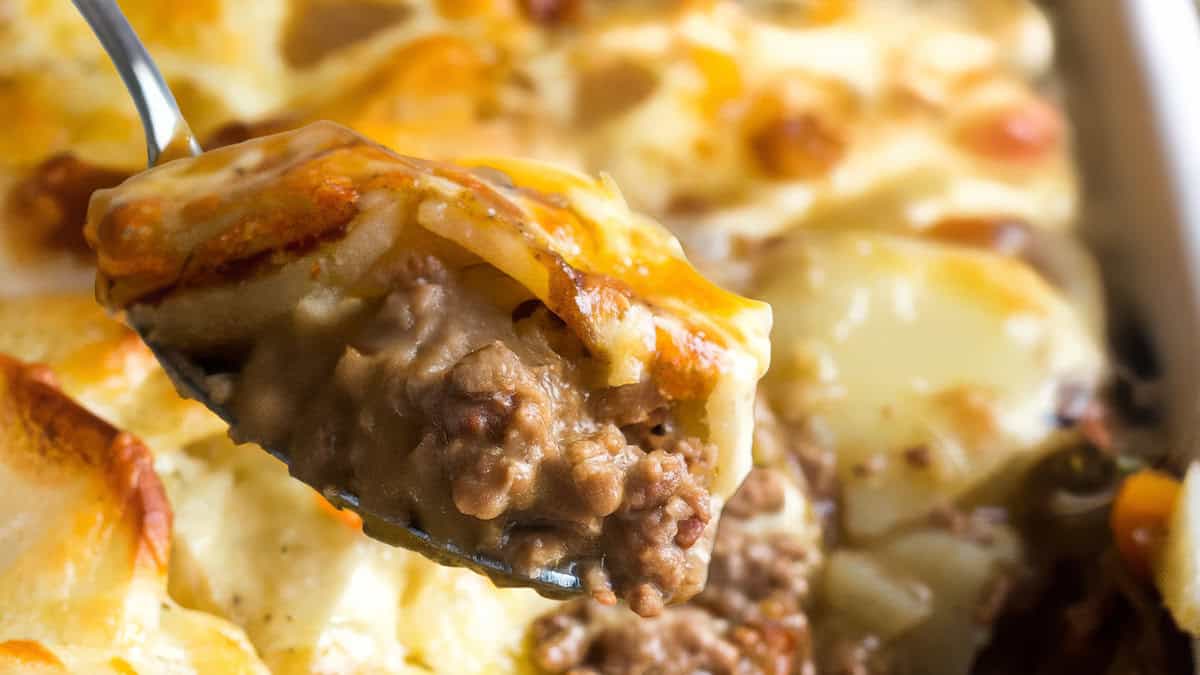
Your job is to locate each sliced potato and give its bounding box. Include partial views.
[873,527,1022,675]
[757,231,1103,538]
[0,293,227,455]
[0,355,266,674]
[823,550,933,640]
[1157,463,1200,635]
[163,434,554,675]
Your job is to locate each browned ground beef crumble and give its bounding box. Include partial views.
[7,154,128,261]
[4,120,297,265]
[217,248,716,615]
[532,468,816,674]
[752,393,838,535]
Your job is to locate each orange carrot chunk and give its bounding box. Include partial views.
[313,491,364,531]
[1111,469,1182,578]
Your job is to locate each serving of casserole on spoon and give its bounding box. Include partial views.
[75,0,771,615]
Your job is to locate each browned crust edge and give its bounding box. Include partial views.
[0,354,172,572]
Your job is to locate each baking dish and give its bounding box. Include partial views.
[1055,0,1200,664]
[0,1,1196,671]
[1055,0,1200,463]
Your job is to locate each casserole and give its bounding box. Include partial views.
[0,0,1197,673]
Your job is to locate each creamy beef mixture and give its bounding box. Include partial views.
[532,468,816,674]
[525,364,1195,675]
[204,246,715,616]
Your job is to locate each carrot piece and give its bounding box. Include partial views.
[956,97,1064,163]
[1111,469,1182,577]
[313,491,363,531]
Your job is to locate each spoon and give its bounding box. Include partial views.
[72,0,583,598]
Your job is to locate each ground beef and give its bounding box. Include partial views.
[532,468,816,674]
[926,504,1008,547]
[223,249,716,615]
[753,393,838,537]
[7,154,128,261]
[4,119,292,266]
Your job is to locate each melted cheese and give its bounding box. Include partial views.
[0,294,226,455]
[0,355,267,674]
[2,0,1072,301]
[525,0,1072,252]
[0,0,288,168]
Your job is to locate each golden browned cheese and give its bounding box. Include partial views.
[0,354,267,674]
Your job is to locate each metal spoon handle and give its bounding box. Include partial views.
[72,0,201,166]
